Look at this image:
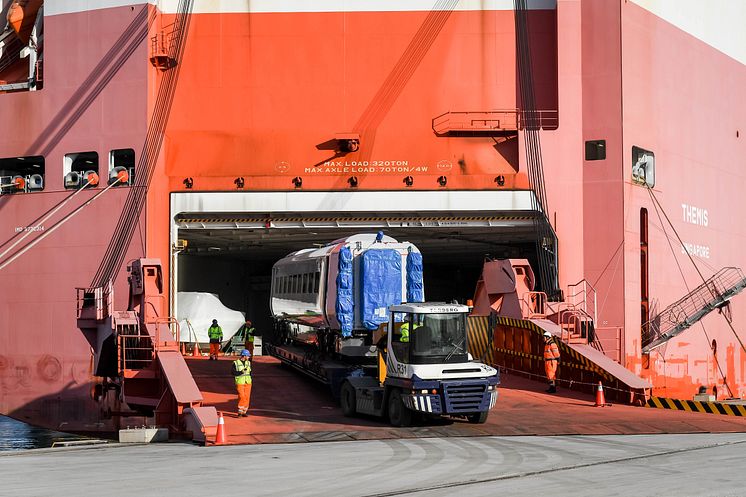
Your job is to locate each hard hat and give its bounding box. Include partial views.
[212,319,218,324]
[543,331,552,337]
[240,349,251,357]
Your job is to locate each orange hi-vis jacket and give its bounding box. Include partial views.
[544,341,560,361]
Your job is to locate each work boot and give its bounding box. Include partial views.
[546,385,557,393]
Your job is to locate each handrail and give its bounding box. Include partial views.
[521,291,548,318]
[566,279,598,324]
[118,334,154,372]
[153,317,181,347]
[432,109,559,135]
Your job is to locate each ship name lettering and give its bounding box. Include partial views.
[681,203,708,227]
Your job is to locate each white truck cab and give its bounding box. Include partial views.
[340,303,499,426]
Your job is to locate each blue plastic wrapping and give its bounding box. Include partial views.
[361,249,402,330]
[335,246,354,337]
[406,251,425,303]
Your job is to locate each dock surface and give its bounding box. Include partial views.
[187,355,746,445]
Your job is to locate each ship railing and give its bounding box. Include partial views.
[642,267,746,352]
[558,306,595,344]
[153,317,181,349]
[432,109,559,136]
[521,291,550,318]
[149,22,179,69]
[566,279,598,325]
[76,281,114,321]
[118,333,154,372]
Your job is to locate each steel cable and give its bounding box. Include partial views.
[91,0,194,288]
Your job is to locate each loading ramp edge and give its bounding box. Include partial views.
[469,315,651,401]
[531,319,652,390]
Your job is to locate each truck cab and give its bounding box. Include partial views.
[340,303,499,426]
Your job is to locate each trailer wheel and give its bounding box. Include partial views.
[388,389,412,427]
[467,411,489,424]
[340,382,356,417]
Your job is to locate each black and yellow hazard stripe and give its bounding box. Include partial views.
[467,316,494,364]
[647,397,746,416]
[177,214,535,224]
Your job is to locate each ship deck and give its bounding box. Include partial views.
[185,356,746,445]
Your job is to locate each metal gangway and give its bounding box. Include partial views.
[642,267,746,352]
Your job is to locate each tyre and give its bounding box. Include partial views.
[467,411,489,424]
[340,382,357,417]
[388,389,413,427]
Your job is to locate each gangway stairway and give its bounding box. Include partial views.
[77,259,218,442]
[642,267,746,353]
[471,258,652,404]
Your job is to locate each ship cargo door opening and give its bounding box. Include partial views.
[171,191,554,337]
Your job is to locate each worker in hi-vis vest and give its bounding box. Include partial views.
[238,319,256,360]
[232,349,252,417]
[543,331,560,393]
[399,321,421,343]
[208,319,223,361]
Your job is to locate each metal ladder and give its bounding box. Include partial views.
[642,267,746,352]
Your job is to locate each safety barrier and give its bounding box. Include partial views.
[646,397,746,417]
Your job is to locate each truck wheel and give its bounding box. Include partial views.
[388,389,412,427]
[340,382,356,417]
[467,411,489,424]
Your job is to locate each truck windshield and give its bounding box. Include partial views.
[409,313,468,364]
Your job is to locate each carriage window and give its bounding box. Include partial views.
[313,272,320,293]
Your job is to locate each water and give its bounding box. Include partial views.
[0,415,82,451]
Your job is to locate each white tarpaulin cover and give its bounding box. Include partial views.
[177,292,245,343]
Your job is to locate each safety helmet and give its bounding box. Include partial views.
[543,331,552,338]
[240,349,251,357]
[212,319,218,324]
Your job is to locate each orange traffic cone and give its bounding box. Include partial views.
[192,342,200,358]
[215,411,227,445]
[595,381,609,407]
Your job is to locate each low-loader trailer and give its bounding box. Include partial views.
[269,302,499,426]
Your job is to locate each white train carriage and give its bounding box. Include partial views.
[270,233,424,337]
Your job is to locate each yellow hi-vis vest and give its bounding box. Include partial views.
[241,326,256,343]
[208,325,223,340]
[400,322,420,343]
[233,359,252,385]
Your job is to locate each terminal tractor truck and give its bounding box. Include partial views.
[269,234,499,426]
